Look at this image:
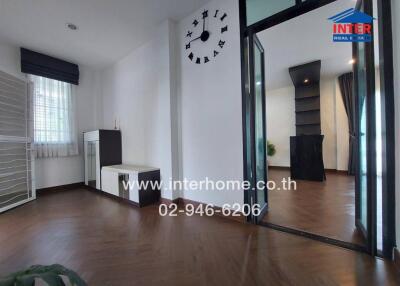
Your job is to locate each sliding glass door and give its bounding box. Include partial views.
[243,31,268,223]
[253,36,268,221]
[370,0,396,258]
[353,0,377,255]
[355,39,370,241]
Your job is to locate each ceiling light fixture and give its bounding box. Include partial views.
[349,59,356,65]
[66,23,78,31]
[304,79,309,83]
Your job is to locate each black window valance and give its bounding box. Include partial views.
[20,48,79,85]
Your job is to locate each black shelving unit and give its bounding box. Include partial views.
[289,60,322,135]
[289,60,325,181]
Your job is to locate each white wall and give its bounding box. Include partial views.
[177,0,244,206]
[99,0,243,206]
[321,78,350,171]
[101,21,178,200]
[0,42,24,80]
[265,86,295,167]
[266,77,349,170]
[334,79,349,171]
[392,0,400,248]
[320,79,338,170]
[0,42,100,189]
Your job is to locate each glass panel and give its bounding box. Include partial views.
[119,174,130,199]
[245,37,252,181]
[244,37,254,202]
[254,41,267,209]
[357,41,368,231]
[88,142,97,188]
[372,0,382,252]
[246,0,296,26]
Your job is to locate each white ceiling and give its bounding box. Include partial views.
[257,0,355,91]
[0,0,209,68]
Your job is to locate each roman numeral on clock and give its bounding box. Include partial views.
[220,13,227,21]
[186,11,228,64]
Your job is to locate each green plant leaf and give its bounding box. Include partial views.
[267,141,276,157]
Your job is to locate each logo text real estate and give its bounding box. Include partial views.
[328,8,375,43]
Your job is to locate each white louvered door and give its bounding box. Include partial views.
[0,70,35,213]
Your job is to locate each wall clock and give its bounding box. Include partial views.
[185,9,228,64]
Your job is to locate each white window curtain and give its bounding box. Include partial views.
[30,75,78,158]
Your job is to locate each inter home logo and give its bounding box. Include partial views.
[328,8,374,42]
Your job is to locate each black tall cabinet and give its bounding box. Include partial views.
[289,61,326,181]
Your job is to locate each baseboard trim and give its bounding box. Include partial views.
[269,166,349,175]
[268,166,290,170]
[394,248,400,272]
[159,197,180,206]
[36,182,85,196]
[325,169,350,175]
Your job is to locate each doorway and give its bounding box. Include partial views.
[240,0,396,257]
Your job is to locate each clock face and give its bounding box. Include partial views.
[185,9,228,64]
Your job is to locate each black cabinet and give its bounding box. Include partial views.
[290,135,326,181]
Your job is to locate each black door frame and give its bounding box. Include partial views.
[241,22,268,223]
[248,31,268,224]
[354,0,396,258]
[353,0,377,256]
[239,0,396,258]
[375,0,396,259]
[378,0,396,258]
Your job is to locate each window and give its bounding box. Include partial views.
[30,75,78,157]
[246,0,296,26]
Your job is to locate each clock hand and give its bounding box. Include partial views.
[189,36,201,43]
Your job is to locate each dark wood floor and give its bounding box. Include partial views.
[0,189,399,285]
[262,169,365,245]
